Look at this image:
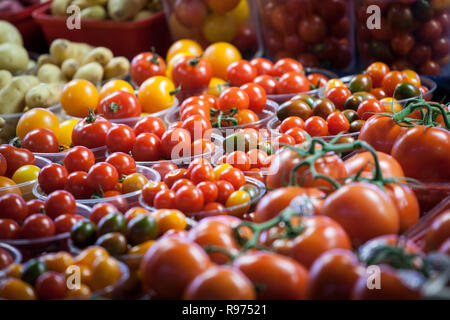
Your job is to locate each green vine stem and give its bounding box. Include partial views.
[390,98,450,129]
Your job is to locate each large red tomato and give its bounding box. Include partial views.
[344,151,404,179]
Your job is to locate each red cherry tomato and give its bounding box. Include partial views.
[96,91,141,119]
[327,111,350,135]
[22,128,59,153]
[226,60,257,86]
[154,189,177,209]
[357,99,384,121]
[304,116,329,136]
[272,58,304,77]
[131,133,162,162]
[253,75,278,94]
[87,162,119,194]
[44,190,76,219]
[27,199,45,215]
[280,116,305,133]
[181,115,211,140]
[106,152,137,176]
[215,180,235,204]
[106,124,136,153]
[63,146,95,173]
[250,57,274,75]
[160,128,191,159]
[325,87,351,110]
[133,116,166,138]
[276,72,310,94]
[0,145,35,178]
[90,203,119,225]
[72,113,113,148]
[0,194,28,223]
[21,214,55,239]
[219,87,250,111]
[219,167,245,190]
[35,271,67,299]
[240,83,267,114]
[131,51,166,86]
[38,164,68,194]
[65,171,91,199]
[172,56,212,91]
[175,185,204,214]
[0,218,20,239]
[54,214,85,234]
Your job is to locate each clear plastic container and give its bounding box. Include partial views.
[355,0,450,76]
[139,176,266,220]
[0,156,51,200]
[0,104,62,145]
[88,260,130,300]
[0,243,22,278]
[0,203,91,261]
[33,166,160,213]
[162,0,263,58]
[412,182,450,213]
[164,99,278,137]
[256,0,355,71]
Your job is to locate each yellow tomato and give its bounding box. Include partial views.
[74,246,109,267]
[16,108,60,140]
[60,79,99,117]
[124,207,151,223]
[0,278,36,300]
[98,80,135,102]
[166,51,195,80]
[207,77,228,97]
[381,97,402,113]
[225,190,251,216]
[90,256,121,291]
[128,240,155,255]
[213,163,233,180]
[0,176,20,196]
[153,209,186,234]
[202,13,237,44]
[166,39,203,63]
[324,79,345,95]
[230,0,249,24]
[138,76,176,114]
[12,165,40,184]
[5,263,23,278]
[402,69,421,87]
[42,252,74,274]
[58,119,79,147]
[121,173,148,194]
[168,14,195,40]
[203,42,242,79]
[65,284,91,299]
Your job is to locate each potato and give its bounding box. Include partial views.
[133,10,153,21]
[82,47,113,66]
[0,43,29,73]
[0,70,12,90]
[61,59,79,79]
[104,56,130,79]
[0,21,23,46]
[73,62,104,85]
[50,39,93,64]
[50,0,72,16]
[72,0,107,9]
[108,0,147,21]
[0,75,40,114]
[37,64,66,84]
[37,54,59,68]
[81,5,107,20]
[25,83,63,109]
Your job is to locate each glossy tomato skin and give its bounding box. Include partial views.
[276,72,310,94]
[65,171,91,199]
[160,128,191,159]
[0,219,20,239]
[105,152,136,176]
[344,151,404,179]
[320,182,399,246]
[140,237,211,299]
[86,162,119,193]
[38,164,68,194]
[72,115,112,149]
[233,251,309,300]
[385,183,419,233]
[54,214,85,234]
[424,210,450,252]
[172,56,212,91]
[391,126,450,181]
[0,145,35,178]
[0,194,28,222]
[358,115,407,154]
[63,146,95,173]
[307,249,364,300]
[106,124,136,153]
[131,52,166,86]
[21,214,55,239]
[22,128,59,153]
[132,133,162,162]
[44,190,76,219]
[96,91,141,119]
[133,116,166,138]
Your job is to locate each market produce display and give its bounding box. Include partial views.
[0,1,450,303]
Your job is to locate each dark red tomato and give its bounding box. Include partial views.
[272,58,304,77]
[22,128,59,153]
[424,210,450,252]
[160,128,191,159]
[357,99,384,121]
[96,91,141,119]
[419,60,441,76]
[276,72,310,94]
[219,87,250,111]
[0,218,20,239]
[250,57,274,76]
[0,145,35,178]
[151,163,178,181]
[35,271,67,299]
[0,154,6,176]
[226,60,257,86]
[27,199,45,215]
[240,83,267,114]
[72,113,112,148]
[44,190,76,219]
[391,126,450,181]
[304,116,328,136]
[253,75,278,94]
[38,163,68,194]
[318,0,347,23]
[175,185,204,214]
[21,214,55,239]
[215,180,235,204]
[0,193,28,222]
[90,203,119,225]
[172,56,212,91]
[131,132,162,161]
[87,162,119,193]
[298,15,327,44]
[65,171,91,199]
[432,37,450,60]
[54,213,85,234]
[133,116,166,138]
[419,19,443,44]
[391,33,415,56]
[106,124,136,153]
[154,189,176,209]
[130,51,166,86]
[181,115,211,140]
[325,87,351,110]
[63,146,95,173]
[106,152,136,176]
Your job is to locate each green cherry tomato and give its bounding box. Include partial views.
[21,259,48,286]
[347,75,372,93]
[343,95,365,111]
[95,232,128,256]
[291,94,316,109]
[342,109,358,123]
[71,220,97,248]
[126,215,158,246]
[393,83,420,100]
[277,100,313,121]
[97,212,127,236]
[349,120,366,133]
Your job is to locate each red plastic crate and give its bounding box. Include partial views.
[0,2,48,53]
[32,2,171,59]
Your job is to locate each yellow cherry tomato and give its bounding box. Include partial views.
[12,165,40,184]
[121,173,148,194]
[16,108,60,140]
[98,80,135,102]
[203,42,242,79]
[74,246,109,267]
[128,240,155,255]
[166,39,203,63]
[168,14,196,40]
[213,163,233,180]
[402,70,421,87]
[58,119,79,147]
[230,0,249,24]
[0,176,20,196]
[90,256,121,291]
[65,284,91,299]
[324,79,345,95]
[5,263,23,278]
[138,76,175,114]
[381,97,402,113]
[207,77,228,97]
[202,13,237,44]
[60,79,99,117]
[0,278,36,300]
[153,209,187,234]
[124,207,151,223]
[225,190,251,216]
[166,51,195,80]
[42,252,74,274]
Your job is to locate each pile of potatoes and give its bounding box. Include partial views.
[51,0,162,21]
